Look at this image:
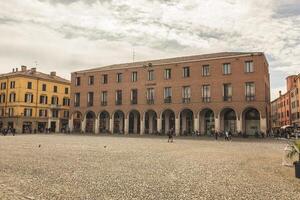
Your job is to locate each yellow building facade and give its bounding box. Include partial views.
[0,66,70,133]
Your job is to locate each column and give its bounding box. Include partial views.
[133,114,138,134]
[95,118,99,134]
[165,114,170,133]
[140,117,145,135]
[55,120,60,133]
[124,117,129,135]
[81,117,86,133]
[175,117,180,136]
[109,117,114,134]
[149,114,153,133]
[214,117,220,132]
[157,117,162,133]
[260,117,267,135]
[69,118,73,132]
[236,117,242,133]
[194,116,199,132]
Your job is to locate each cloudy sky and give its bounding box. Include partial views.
[0,0,300,99]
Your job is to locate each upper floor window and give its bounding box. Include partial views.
[117,73,122,83]
[223,63,231,75]
[182,86,191,103]
[202,65,210,76]
[146,88,154,104]
[27,82,32,89]
[53,86,58,93]
[101,91,108,106]
[223,83,232,101]
[88,76,94,85]
[39,95,48,104]
[63,111,69,118]
[0,82,6,90]
[0,93,6,103]
[10,81,15,89]
[9,93,16,102]
[164,69,171,80]
[245,82,255,101]
[25,93,33,103]
[245,61,254,73]
[75,77,81,86]
[202,85,211,102]
[148,70,154,81]
[131,89,138,104]
[8,108,14,117]
[102,74,108,84]
[65,87,69,94]
[131,71,138,82]
[24,108,33,117]
[74,93,80,107]
[63,98,70,106]
[51,96,59,105]
[52,110,59,118]
[164,87,172,103]
[42,84,47,91]
[39,109,48,117]
[183,67,190,78]
[87,92,94,107]
[115,90,122,105]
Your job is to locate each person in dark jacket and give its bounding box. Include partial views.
[168,128,174,143]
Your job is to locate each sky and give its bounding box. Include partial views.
[0,0,299,100]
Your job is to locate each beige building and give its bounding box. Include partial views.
[0,66,71,133]
[70,52,270,136]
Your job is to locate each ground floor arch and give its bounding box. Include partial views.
[200,108,215,135]
[99,111,110,134]
[220,108,237,133]
[161,109,175,135]
[72,111,82,133]
[113,110,125,134]
[180,109,194,135]
[144,110,157,134]
[85,111,96,133]
[242,107,260,135]
[128,110,140,134]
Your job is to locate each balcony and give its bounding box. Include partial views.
[223,96,232,102]
[50,104,61,109]
[131,99,138,105]
[246,95,255,101]
[202,97,211,103]
[101,101,107,106]
[164,97,172,104]
[147,99,154,105]
[182,98,190,104]
[115,100,122,105]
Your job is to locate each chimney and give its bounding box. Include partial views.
[21,65,27,71]
[31,68,36,73]
[50,71,56,76]
[279,90,282,96]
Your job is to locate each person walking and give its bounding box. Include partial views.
[215,131,218,140]
[168,128,174,143]
[225,131,229,141]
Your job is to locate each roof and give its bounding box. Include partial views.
[0,68,70,84]
[75,52,264,73]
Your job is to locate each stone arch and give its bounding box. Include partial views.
[128,109,141,134]
[72,111,82,132]
[85,111,96,133]
[219,107,237,133]
[112,110,125,134]
[179,108,194,135]
[199,108,215,135]
[144,109,157,134]
[242,107,261,135]
[161,109,176,134]
[98,110,110,134]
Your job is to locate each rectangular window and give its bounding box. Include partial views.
[64,111,69,118]
[148,70,154,81]
[102,74,108,84]
[8,108,14,117]
[117,73,122,83]
[9,93,16,102]
[131,89,138,104]
[65,88,69,94]
[63,98,70,106]
[202,65,210,76]
[164,69,171,80]
[164,87,172,103]
[115,90,122,105]
[245,61,254,73]
[183,67,190,78]
[131,71,138,82]
[88,76,94,85]
[0,94,6,103]
[53,86,58,93]
[223,83,232,101]
[146,88,155,104]
[27,82,32,89]
[182,86,191,103]
[25,93,33,103]
[202,85,211,102]
[1,82,6,90]
[51,96,59,105]
[42,84,47,91]
[52,110,59,118]
[223,63,231,75]
[75,77,81,86]
[40,95,48,104]
[24,108,33,117]
[101,91,108,106]
[10,81,15,89]
[245,82,255,101]
[87,92,94,107]
[74,93,80,107]
[39,109,48,117]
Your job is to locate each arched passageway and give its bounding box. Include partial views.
[162,109,175,135]
[220,108,237,133]
[85,111,96,133]
[99,111,110,133]
[200,109,215,135]
[73,111,82,133]
[113,110,125,134]
[180,109,194,135]
[128,110,140,134]
[243,108,260,135]
[144,110,157,134]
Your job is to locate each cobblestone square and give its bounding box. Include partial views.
[0,134,299,200]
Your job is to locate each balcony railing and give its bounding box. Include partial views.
[202,97,211,103]
[147,99,154,105]
[182,97,190,103]
[246,95,255,101]
[101,101,107,106]
[164,97,172,103]
[223,96,232,102]
[131,99,138,105]
[50,104,61,109]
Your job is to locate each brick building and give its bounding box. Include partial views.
[0,66,71,133]
[271,74,300,128]
[70,52,270,136]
